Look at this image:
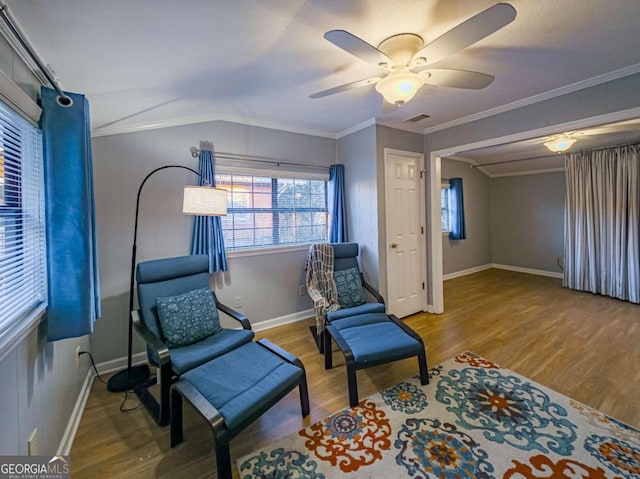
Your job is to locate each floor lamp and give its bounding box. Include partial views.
[107,164,227,393]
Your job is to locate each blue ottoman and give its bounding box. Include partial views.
[324,312,428,406]
[170,339,309,479]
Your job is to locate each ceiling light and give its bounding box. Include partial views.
[375,71,425,106]
[544,135,577,153]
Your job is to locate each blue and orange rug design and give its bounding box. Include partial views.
[237,352,640,478]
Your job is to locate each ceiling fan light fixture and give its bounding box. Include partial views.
[375,72,424,106]
[544,136,577,153]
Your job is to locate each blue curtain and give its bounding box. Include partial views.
[190,149,228,272]
[328,164,348,243]
[41,88,101,341]
[449,177,466,240]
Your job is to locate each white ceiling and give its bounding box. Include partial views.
[7,0,640,153]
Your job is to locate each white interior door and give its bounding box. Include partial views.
[384,149,426,318]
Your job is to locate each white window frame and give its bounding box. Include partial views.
[441,182,451,234]
[0,98,47,361]
[215,165,330,256]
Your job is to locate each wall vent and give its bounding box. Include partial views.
[405,114,431,123]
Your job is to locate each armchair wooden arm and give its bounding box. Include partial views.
[217,301,251,330]
[360,273,385,304]
[131,310,171,365]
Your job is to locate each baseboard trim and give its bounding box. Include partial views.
[491,263,564,279]
[443,264,493,281]
[252,309,314,333]
[443,263,563,280]
[57,368,95,456]
[96,352,149,376]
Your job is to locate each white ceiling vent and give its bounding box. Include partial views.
[405,114,431,123]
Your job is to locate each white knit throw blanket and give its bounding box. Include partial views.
[305,243,339,334]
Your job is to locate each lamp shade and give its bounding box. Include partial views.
[182,186,228,216]
[375,72,425,106]
[544,136,576,153]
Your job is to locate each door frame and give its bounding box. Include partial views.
[383,148,428,314]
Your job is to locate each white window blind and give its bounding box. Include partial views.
[215,171,328,250]
[0,99,46,341]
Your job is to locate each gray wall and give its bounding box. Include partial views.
[337,125,379,287]
[0,44,92,455]
[441,158,491,275]
[490,172,565,273]
[91,120,336,363]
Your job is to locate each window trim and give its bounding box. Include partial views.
[0,97,47,359]
[0,303,46,362]
[441,183,451,233]
[225,242,312,258]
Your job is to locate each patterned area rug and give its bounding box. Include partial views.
[237,352,640,478]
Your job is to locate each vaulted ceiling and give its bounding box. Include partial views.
[8,0,640,160]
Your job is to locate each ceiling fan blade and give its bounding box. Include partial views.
[422,69,494,89]
[324,30,392,66]
[413,3,517,65]
[309,76,381,99]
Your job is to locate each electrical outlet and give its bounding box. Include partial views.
[75,345,81,368]
[28,428,38,456]
[235,296,242,308]
[298,285,306,296]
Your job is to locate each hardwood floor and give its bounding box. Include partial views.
[70,269,640,478]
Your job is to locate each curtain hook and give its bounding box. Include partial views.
[190,146,200,158]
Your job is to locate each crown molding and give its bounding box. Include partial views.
[489,167,565,178]
[91,112,338,139]
[335,117,376,139]
[423,62,640,135]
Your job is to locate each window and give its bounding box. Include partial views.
[441,183,451,233]
[0,100,46,346]
[216,170,328,250]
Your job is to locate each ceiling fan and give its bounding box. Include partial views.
[539,119,640,152]
[310,3,517,108]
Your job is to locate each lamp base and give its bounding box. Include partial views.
[107,365,151,392]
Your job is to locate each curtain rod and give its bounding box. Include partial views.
[469,154,560,168]
[190,146,330,171]
[0,4,72,106]
[580,140,640,153]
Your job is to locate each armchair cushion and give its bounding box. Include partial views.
[156,287,222,348]
[326,301,386,321]
[170,328,255,375]
[333,267,367,308]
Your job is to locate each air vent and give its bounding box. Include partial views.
[405,114,430,123]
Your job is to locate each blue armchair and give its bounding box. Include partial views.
[133,255,309,476]
[306,243,386,351]
[327,242,386,321]
[131,254,255,425]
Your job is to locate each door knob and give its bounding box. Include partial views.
[391,243,398,249]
